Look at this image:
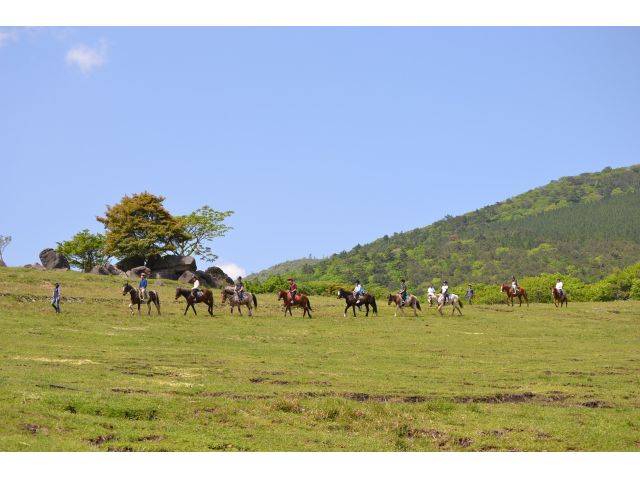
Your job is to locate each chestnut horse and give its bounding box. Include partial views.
[123,283,161,316]
[387,293,421,317]
[277,290,312,318]
[175,287,214,316]
[500,284,529,307]
[337,288,378,317]
[552,287,568,308]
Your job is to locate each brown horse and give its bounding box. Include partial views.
[175,287,214,316]
[387,293,421,317]
[277,290,312,318]
[552,287,568,308]
[123,283,161,316]
[221,286,258,316]
[337,288,378,317]
[500,284,529,307]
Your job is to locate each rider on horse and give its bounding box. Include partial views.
[288,278,298,305]
[235,276,245,301]
[399,279,408,306]
[191,277,201,300]
[138,273,148,301]
[555,278,564,296]
[441,280,449,303]
[353,279,365,310]
[511,276,519,295]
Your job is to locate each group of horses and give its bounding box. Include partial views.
[121,280,569,317]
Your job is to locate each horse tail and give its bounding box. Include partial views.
[416,299,421,311]
[371,296,378,314]
[307,298,312,311]
[458,298,463,308]
[252,293,258,309]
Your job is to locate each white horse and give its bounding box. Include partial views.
[437,293,463,316]
[220,287,257,316]
[428,292,439,307]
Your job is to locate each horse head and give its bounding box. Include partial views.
[278,290,287,301]
[387,294,395,305]
[175,287,183,300]
[122,283,132,295]
[337,289,346,299]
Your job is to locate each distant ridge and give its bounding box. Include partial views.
[254,165,640,294]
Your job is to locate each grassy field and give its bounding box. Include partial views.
[0,268,638,452]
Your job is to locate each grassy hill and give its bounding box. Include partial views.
[246,257,322,282]
[1,267,639,451]
[268,165,640,294]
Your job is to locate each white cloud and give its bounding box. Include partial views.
[218,263,247,280]
[0,29,18,48]
[65,38,107,74]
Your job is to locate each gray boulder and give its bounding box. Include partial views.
[151,269,180,280]
[204,266,234,288]
[24,263,46,271]
[147,255,197,273]
[90,264,125,276]
[116,256,145,273]
[39,248,70,270]
[178,271,196,284]
[126,266,151,279]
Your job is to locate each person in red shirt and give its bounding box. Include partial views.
[287,277,298,305]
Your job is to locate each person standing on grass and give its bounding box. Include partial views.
[465,284,475,305]
[51,282,61,314]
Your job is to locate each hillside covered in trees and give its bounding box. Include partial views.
[251,165,640,295]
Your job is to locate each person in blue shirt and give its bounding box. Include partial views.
[138,273,148,301]
[235,276,245,301]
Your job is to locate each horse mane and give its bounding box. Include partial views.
[223,286,236,294]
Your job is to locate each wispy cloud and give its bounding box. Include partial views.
[218,263,246,280]
[65,38,108,74]
[0,29,18,48]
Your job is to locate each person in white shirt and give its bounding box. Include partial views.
[191,277,201,300]
[427,285,436,296]
[555,278,564,295]
[441,280,449,303]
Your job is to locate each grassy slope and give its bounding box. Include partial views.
[0,268,639,451]
[287,165,640,290]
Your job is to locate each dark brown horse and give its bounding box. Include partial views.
[122,283,161,316]
[175,287,214,316]
[337,288,377,317]
[500,284,529,307]
[277,290,312,318]
[552,287,568,308]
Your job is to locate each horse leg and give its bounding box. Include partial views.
[191,303,197,315]
[156,299,161,315]
[344,304,349,318]
[184,303,189,315]
[129,303,134,315]
[352,304,356,317]
[365,304,369,317]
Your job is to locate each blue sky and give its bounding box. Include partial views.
[1,27,639,276]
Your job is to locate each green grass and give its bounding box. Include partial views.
[0,267,639,451]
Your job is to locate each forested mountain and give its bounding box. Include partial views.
[258,165,640,295]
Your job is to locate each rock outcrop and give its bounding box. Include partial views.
[116,256,145,273]
[90,264,125,276]
[39,249,70,270]
[126,266,151,279]
[204,266,234,288]
[0,259,6,267]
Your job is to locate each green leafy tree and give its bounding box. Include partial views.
[97,192,190,263]
[0,234,11,263]
[172,206,233,263]
[57,230,109,272]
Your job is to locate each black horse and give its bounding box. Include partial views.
[122,283,161,316]
[175,287,214,316]
[337,288,378,317]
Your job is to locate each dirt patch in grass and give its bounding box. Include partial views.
[112,388,150,394]
[406,428,446,440]
[581,400,611,408]
[198,391,275,400]
[88,434,115,446]
[108,446,134,452]
[37,383,80,391]
[458,392,537,403]
[23,423,48,434]
[454,437,473,448]
[138,435,162,442]
[249,378,265,383]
